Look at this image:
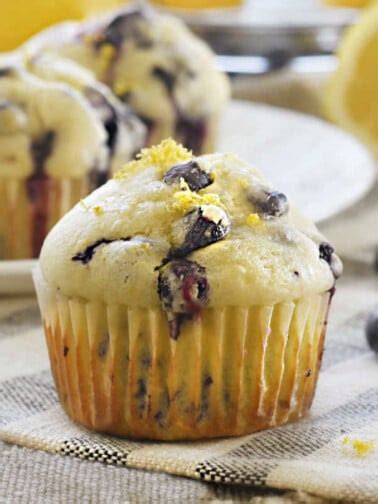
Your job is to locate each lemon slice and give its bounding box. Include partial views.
[325,3,378,156]
[0,0,124,51]
[325,0,372,7]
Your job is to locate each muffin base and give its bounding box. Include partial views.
[34,271,331,440]
[0,176,88,259]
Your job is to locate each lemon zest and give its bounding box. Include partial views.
[98,43,116,76]
[114,139,192,179]
[172,191,222,214]
[92,205,104,216]
[342,436,375,457]
[239,178,250,189]
[246,213,264,227]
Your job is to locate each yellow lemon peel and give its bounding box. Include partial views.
[325,2,378,156]
[92,205,104,216]
[171,189,223,214]
[113,79,138,97]
[246,213,264,228]
[98,43,116,76]
[342,437,375,457]
[239,178,250,189]
[114,139,192,179]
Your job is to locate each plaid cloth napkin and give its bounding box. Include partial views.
[1,298,377,503]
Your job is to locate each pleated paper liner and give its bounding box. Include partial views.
[0,176,89,259]
[34,268,331,441]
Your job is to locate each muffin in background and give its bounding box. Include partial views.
[34,139,342,440]
[26,6,230,154]
[0,63,145,259]
[26,54,146,185]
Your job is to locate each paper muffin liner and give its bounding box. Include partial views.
[0,176,89,259]
[34,267,331,441]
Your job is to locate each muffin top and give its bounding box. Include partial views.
[0,64,107,178]
[26,7,230,125]
[26,54,146,174]
[40,139,342,338]
[0,55,145,182]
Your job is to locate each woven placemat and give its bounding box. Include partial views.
[0,299,377,503]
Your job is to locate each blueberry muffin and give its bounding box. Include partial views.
[34,139,342,440]
[26,6,230,154]
[0,62,145,259]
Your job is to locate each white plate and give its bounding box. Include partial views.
[1,100,376,295]
[0,260,37,295]
[219,101,376,222]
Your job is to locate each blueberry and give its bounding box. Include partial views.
[170,205,230,258]
[366,312,378,353]
[31,131,55,176]
[0,67,13,78]
[163,160,212,191]
[319,242,334,264]
[175,117,207,155]
[319,242,342,279]
[152,66,175,94]
[72,237,131,264]
[157,259,209,339]
[102,10,152,49]
[85,87,118,153]
[253,191,289,218]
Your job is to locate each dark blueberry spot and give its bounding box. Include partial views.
[305,369,312,378]
[366,311,378,354]
[175,117,207,155]
[319,242,334,265]
[88,164,109,191]
[101,10,152,49]
[319,242,342,279]
[170,206,230,259]
[135,378,147,399]
[294,270,300,277]
[157,259,209,340]
[30,131,55,176]
[98,334,109,359]
[85,87,118,154]
[152,66,175,94]
[63,346,69,357]
[253,191,289,219]
[167,314,189,341]
[203,375,213,387]
[154,410,165,428]
[163,160,212,192]
[0,67,14,78]
[104,117,118,152]
[72,237,131,264]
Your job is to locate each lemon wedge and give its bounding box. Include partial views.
[325,2,378,156]
[0,0,124,52]
[325,0,372,7]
